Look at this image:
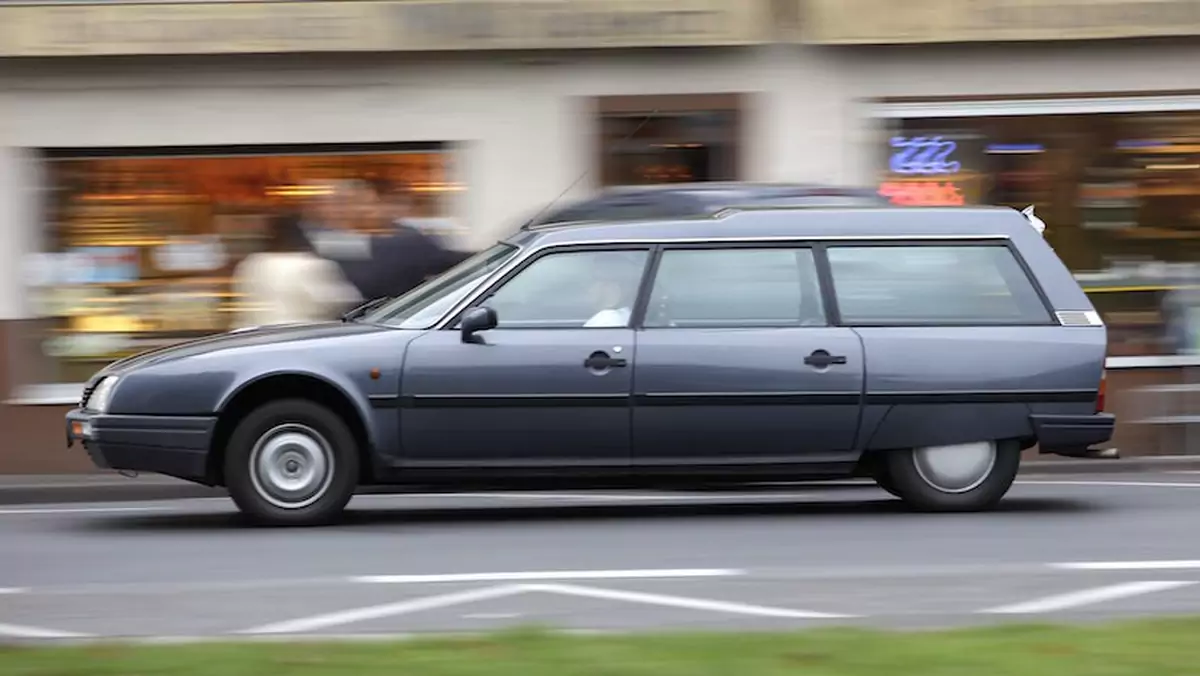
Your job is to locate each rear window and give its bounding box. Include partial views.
[826,244,1052,325]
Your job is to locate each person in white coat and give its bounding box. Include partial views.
[232,212,362,330]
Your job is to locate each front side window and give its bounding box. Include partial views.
[479,249,649,329]
[644,247,827,328]
[826,244,1052,325]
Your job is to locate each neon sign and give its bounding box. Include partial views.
[889,136,961,175]
[879,181,966,207]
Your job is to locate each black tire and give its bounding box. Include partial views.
[224,399,360,526]
[883,439,1020,513]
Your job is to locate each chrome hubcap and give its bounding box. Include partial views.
[912,441,997,494]
[249,423,334,509]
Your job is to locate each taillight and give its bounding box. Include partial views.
[1096,371,1107,413]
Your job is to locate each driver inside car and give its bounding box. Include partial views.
[583,272,637,328]
[578,261,638,328]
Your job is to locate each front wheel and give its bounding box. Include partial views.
[883,439,1020,512]
[224,399,360,526]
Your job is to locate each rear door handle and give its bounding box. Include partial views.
[804,349,847,368]
[584,351,627,370]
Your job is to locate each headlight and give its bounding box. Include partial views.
[87,376,119,413]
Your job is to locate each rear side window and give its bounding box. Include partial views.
[644,247,827,328]
[826,244,1052,325]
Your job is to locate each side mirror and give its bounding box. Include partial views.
[460,306,498,342]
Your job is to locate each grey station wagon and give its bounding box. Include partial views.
[66,188,1114,526]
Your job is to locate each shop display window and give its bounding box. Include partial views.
[879,112,1200,357]
[596,94,742,187]
[18,144,458,386]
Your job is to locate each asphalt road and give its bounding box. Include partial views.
[5,472,1200,642]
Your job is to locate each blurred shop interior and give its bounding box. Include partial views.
[19,144,460,385]
[598,109,740,186]
[596,94,743,187]
[880,111,1200,358]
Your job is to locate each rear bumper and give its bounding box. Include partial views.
[66,408,217,483]
[1030,412,1115,457]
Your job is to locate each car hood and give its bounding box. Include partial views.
[100,322,394,375]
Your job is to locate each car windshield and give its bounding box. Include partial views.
[362,242,519,329]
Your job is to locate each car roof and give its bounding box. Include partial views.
[509,204,1034,249]
[521,182,891,230]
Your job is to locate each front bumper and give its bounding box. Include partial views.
[66,408,218,482]
[1030,412,1116,457]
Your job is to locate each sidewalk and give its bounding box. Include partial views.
[2,455,1199,505]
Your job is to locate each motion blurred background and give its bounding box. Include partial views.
[2,0,1200,472]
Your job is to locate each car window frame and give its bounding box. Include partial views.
[441,242,658,331]
[634,241,835,330]
[820,238,1059,328]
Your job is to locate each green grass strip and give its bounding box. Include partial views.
[6,619,1200,676]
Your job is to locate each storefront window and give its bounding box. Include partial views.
[18,144,460,386]
[596,95,742,187]
[878,112,1200,357]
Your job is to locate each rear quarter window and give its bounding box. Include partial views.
[826,244,1052,325]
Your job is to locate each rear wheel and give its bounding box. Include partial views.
[884,439,1020,512]
[224,399,359,526]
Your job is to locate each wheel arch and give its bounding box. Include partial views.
[208,372,376,486]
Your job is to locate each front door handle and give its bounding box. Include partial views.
[584,351,627,370]
[804,349,847,368]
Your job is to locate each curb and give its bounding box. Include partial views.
[1,456,1199,505]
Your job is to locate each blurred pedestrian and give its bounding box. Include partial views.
[343,179,472,301]
[299,179,373,262]
[232,211,362,329]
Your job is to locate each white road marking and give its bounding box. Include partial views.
[239,578,846,634]
[0,588,23,594]
[980,580,1196,615]
[1052,560,1200,571]
[523,583,850,619]
[0,622,92,639]
[354,569,742,584]
[1017,480,1200,488]
[0,487,868,517]
[362,492,702,502]
[375,492,839,503]
[239,584,528,635]
[14,560,1200,598]
[6,476,1197,518]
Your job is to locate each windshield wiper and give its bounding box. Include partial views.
[341,296,392,322]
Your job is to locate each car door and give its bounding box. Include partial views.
[632,244,865,466]
[400,245,652,468]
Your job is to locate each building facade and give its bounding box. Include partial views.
[4,0,1200,472]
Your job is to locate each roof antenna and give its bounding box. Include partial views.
[521,108,662,229]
